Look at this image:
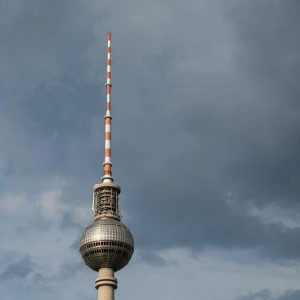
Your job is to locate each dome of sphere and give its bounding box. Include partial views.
[79,218,134,272]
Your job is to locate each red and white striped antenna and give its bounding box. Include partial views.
[102,32,113,183]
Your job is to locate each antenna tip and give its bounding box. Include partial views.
[107,32,111,39]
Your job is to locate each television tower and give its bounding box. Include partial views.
[80,33,134,300]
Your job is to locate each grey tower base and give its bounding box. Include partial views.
[95,268,117,300]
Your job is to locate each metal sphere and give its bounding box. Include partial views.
[79,218,134,272]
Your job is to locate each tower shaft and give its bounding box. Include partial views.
[95,268,117,300]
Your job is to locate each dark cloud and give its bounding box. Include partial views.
[56,261,84,280]
[278,290,300,300]
[225,0,300,206]
[59,213,83,230]
[137,249,177,267]
[70,234,82,252]
[2,160,15,176]
[238,289,300,300]
[0,256,36,280]
[3,0,298,266]
[238,290,271,300]
[75,292,93,300]
[116,0,300,265]
[1,0,300,298]
[0,253,84,289]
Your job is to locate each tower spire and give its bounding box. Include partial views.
[92,32,121,220]
[102,32,113,183]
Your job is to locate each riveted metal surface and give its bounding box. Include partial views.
[80,218,134,272]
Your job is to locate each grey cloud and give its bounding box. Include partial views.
[0,255,50,290]
[137,249,177,267]
[278,290,300,300]
[0,0,94,94]
[0,0,299,266]
[0,253,84,287]
[75,292,93,300]
[56,261,84,280]
[70,234,82,252]
[6,0,298,265]
[59,212,83,230]
[238,290,271,300]
[128,174,300,262]
[1,0,300,299]
[238,290,300,300]
[224,0,300,207]
[114,0,300,264]
[2,160,15,176]
[0,256,36,280]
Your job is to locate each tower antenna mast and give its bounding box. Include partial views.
[102,32,113,183]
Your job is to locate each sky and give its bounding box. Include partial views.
[0,0,300,299]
